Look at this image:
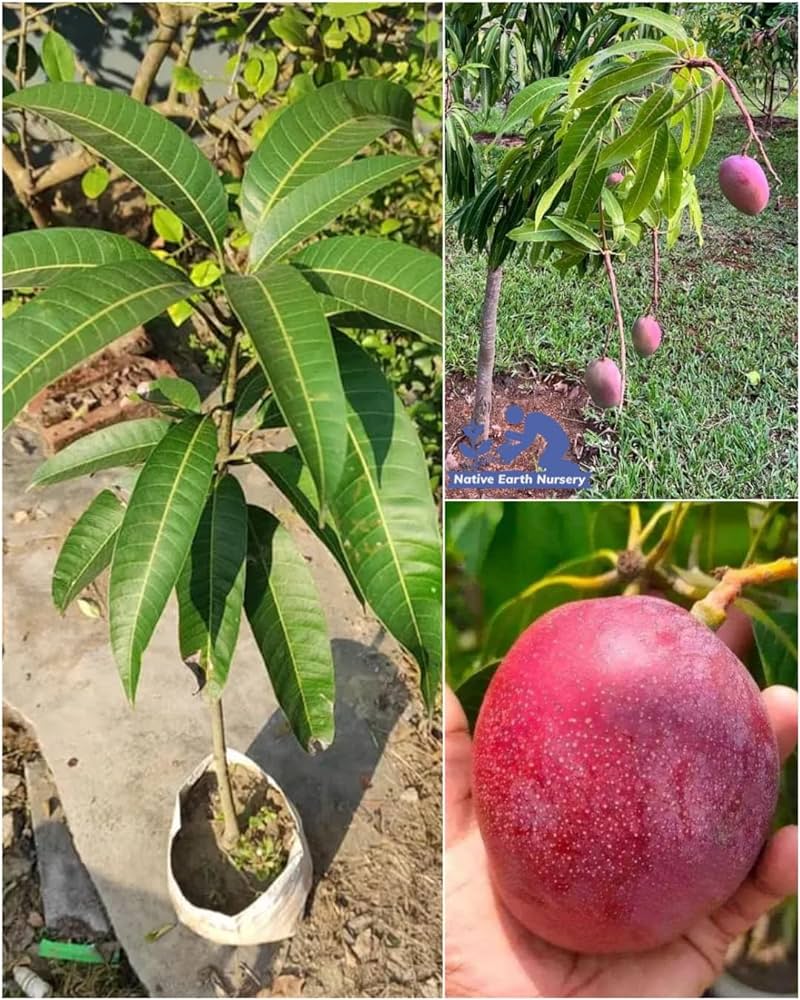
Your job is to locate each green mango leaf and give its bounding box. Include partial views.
[136,377,201,417]
[248,154,425,270]
[5,83,227,251]
[663,132,683,220]
[534,141,596,228]
[549,215,602,252]
[623,123,670,222]
[30,418,170,488]
[329,332,441,708]
[4,260,194,428]
[41,30,75,83]
[188,260,223,288]
[568,39,677,104]
[3,228,152,288]
[52,490,123,612]
[501,77,566,133]
[508,222,574,244]
[322,2,382,14]
[573,55,678,110]
[601,187,626,242]
[565,136,606,222]
[233,366,269,420]
[245,504,335,752]
[172,65,203,94]
[176,475,247,699]
[610,6,688,42]
[223,266,347,511]
[81,165,109,199]
[687,89,714,170]
[250,449,363,602]
[597,85,674,168]
[109,415,218,702]
[240,79,414,232]
[743,599,798,689]
[446,502,504,578]
[557,103,614,173]
[292,236,442,344]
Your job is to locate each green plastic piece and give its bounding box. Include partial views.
[38,938,120,965]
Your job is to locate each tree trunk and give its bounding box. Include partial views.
[209,697,239,850]
[472,265,503,439]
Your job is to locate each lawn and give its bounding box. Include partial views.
[445,95,798,500]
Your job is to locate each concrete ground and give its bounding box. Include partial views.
[3,426,438,997]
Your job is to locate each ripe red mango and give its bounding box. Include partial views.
[719,155,770,215]
[584,357,622,409]
[632,315,662,357]
[472,596,778,954]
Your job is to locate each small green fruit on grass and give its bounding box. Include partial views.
[584,357,622,408]
[472,596,779,954]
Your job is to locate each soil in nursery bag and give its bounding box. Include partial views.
[171,765,295,915]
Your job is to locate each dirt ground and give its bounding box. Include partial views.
[445,365,614,499]
[2,707,145,998]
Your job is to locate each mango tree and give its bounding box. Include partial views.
[3,77,442,849]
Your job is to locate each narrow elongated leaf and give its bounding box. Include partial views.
[248,154,425,270]
[329,332,441,708]
[292,236,441,343]
[30,418,169,488]
[502,76,566,132]
[508,222,574,244]
[223,267,347,511]
[565,136,606,221]
[3,228,152,288]
[250,449,363,602]
[176,475,247,698]
[52,489,123,612]
[610,6,688,41]
[245,504,335,752]
[687,90,714,169]
[597,86,674,168]
[601,187,626,242]
[534,141,595,228]
[557,103,613,173]
[623,124,670,222]
[5,83,227,250]
[569,39,677,103]
[549,216,601,251]
[136,376,201,417]
[241,79,414,232]
[4,260,194,428]
[234,366,269,420]
[109,415,217,701]
[663,132,684,220]
[573,55,678,110]
[41,30,75,83]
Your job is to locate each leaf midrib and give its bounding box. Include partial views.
[23,102,221,252]
[5,279,186,398]
[301,263,439,319]
[119,417,210,682]
[250,273,325,496]
[255,111,406,225]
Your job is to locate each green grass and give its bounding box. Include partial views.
[446,106,797,499]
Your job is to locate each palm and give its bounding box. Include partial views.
[446,687,798,999]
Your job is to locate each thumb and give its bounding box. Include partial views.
[445,686,475,846]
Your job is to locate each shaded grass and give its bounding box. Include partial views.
[445,108,797,499]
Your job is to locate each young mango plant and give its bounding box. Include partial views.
[454,6,779,421]
[3,77,442,850]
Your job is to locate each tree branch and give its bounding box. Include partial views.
[130,3,181,103]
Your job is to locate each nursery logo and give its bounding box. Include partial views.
[448,404,591,491]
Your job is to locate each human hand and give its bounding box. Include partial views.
[445,683,797,998]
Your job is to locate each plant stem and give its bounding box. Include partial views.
[601,249,626,410]
[650,227,660,314]
[472,265,503,441]
[683,57,780,183]
[209,697,239,850]
[645,501,689,568]
[691,557,798,629]
[218,328,240,467]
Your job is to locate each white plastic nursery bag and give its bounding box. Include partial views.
[167,748,312,945]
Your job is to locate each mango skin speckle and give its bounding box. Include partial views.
[472,595,779,954]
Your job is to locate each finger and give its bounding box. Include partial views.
[709,825,798,942]
[445,686,475,845]
[762,685,798,763]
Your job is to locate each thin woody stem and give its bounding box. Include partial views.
[683,57,780,184]
[651,228,660,314]
[601,248,626,410]
[691,557,798,629]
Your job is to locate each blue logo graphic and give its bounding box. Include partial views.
[449,404,591,491]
